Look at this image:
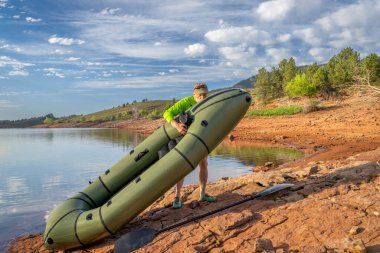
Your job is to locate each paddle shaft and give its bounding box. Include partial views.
[159,191,264,234]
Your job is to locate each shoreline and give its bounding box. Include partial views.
[6,91,380,252]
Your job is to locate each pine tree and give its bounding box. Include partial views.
[254,67,272,104]
[327,47,360,89]
[270,67,284,98]
[359,53,380,86]
[312,67,330,93]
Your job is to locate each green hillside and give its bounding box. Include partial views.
[59,99,174,124]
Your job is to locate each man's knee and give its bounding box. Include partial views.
[199,157,208,169]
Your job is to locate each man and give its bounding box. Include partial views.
[163,83,216,209]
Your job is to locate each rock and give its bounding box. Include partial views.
[149,208,169,220]
[228,134,235,141]
[189,201,199,209]
[349,226,362,235]
[254,238,275,253]
[373,211,380,217]
[346,239,366,253]
[298,185,314,196]
[309,165,319,174]
[253,166,270,172]
[265,162,274,167]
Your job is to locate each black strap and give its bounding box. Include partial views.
[191,88,240,113]
[163,124,170,140]
[99,207,114,235]
[193,92,246,116]
[74,212,86,247]
[187,132,210,153]
[173,148,195,170]
[68,197,94,209]
[44,209,85,241]
[78,192,97,207]
[98,176,112,195]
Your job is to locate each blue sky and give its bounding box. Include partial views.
[0,0,379,120]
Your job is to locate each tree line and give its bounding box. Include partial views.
[254,47,380,104]
[0,113,56,128]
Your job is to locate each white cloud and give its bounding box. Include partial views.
[308,47,334,62]
[218,44,256,68]
[205,26,271,45]
[26,17,42,23]
[0,100,18,109]
[0,0,7,8]
[266,48,291,63]
[293,28,321,46]
[316,0,380,31]
[100,7,122,15]
[53,49,72,55]
[42,68,65,78]
[277,33,291,43]
[76,64,241,90]
[0,91,29,96]
[158,72,166,76]
[169,69,179,73]
[0,56,33,68]
[184,43,206,57]
[48,36,85,46]
[255,0,295,21]
[64,57,81,61]
[8,70,29,76]
[315,0,380,50]
[13,15,20,19]
[0,42,21,52]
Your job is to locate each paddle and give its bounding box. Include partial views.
[114,183,294,253]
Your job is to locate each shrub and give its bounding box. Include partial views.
[148,110,162,119]
[246,105,303,117]
[285,73,317,97]
[303,100,323,113]
[43,117,54,124]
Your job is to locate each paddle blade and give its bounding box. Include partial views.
[114,227,157,253]
[256,183,294,198]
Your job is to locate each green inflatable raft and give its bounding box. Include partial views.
[43,88,251,250]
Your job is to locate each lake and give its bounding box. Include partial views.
[0,128,303,251]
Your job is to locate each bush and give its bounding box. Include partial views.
[148,110,162,119]
[246,105,303,117]
[285,73,317,97]
[43,117,54,124]
[139,109,149,117]
[303,100,323,113]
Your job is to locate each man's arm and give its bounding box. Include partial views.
[163,96,195,135]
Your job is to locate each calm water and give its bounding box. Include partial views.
[0,128,303,251]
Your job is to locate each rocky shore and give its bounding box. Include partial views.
[7,90,380,252]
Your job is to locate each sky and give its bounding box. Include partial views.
[0,0,379,120]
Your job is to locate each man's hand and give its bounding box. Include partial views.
[171,120,187,135]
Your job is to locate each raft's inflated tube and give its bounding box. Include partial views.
[44,88,251,250]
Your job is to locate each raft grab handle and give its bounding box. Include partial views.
[134,148,149,162]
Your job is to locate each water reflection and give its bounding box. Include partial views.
[212,141,304,167]
[0,128,303,251]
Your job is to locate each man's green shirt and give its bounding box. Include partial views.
[163,95,196,123]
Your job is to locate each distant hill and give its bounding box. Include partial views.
[60,99,173,124]
[233,75,257,89]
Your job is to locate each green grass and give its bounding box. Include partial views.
[246,105,303,117]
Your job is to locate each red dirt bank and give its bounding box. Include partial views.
[8,90,380,252]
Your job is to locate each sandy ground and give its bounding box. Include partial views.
[7,88,380,253]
